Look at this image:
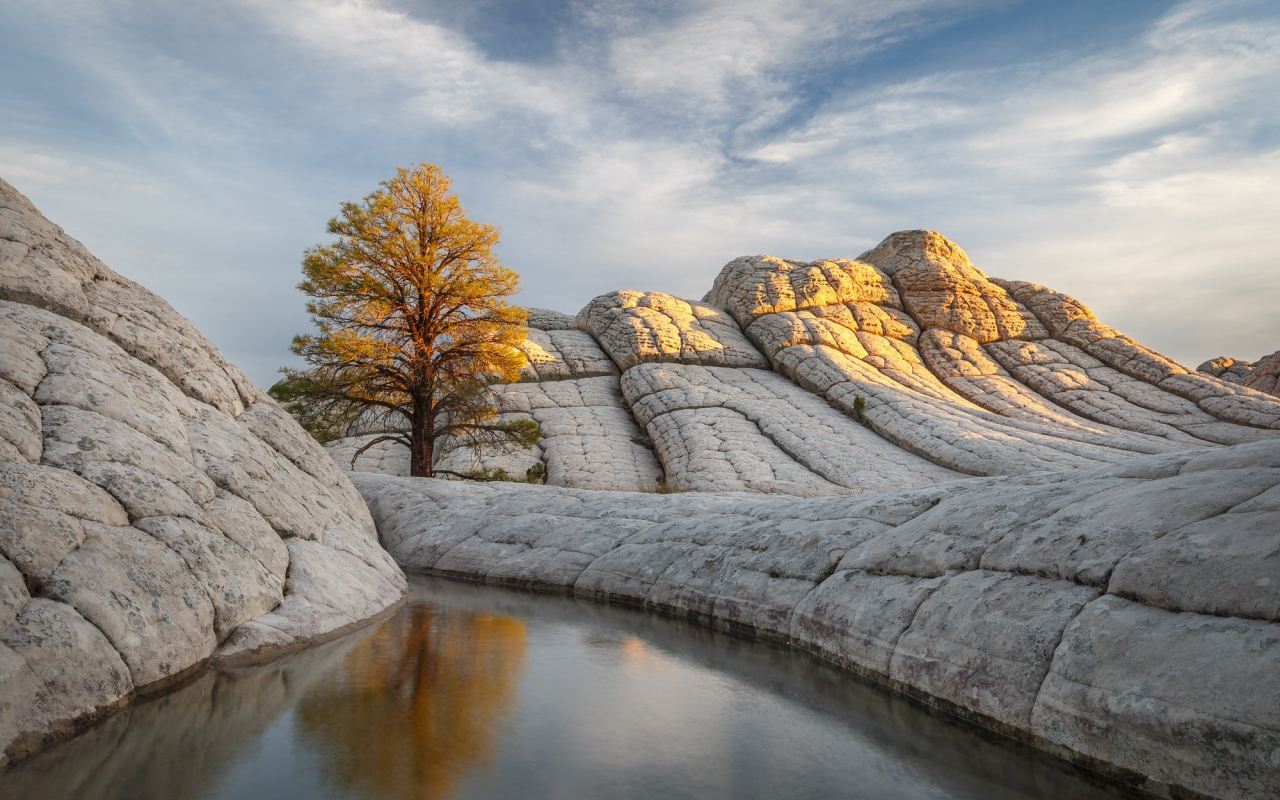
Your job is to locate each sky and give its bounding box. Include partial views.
[1,0,1278,389]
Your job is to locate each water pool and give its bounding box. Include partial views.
[0,575,1141,800]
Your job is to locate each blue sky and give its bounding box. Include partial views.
[2,0,1278,389]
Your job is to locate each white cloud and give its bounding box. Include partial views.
[2,0,1278,385]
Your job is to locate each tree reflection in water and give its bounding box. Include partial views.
[294,604,528,800]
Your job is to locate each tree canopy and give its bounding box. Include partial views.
[273,163,538,477]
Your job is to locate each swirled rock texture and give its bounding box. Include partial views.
[353,437,1280,800]
[0,178,407,766]
[330,229,1280,499]
[323,228,1280,800]
[331,306,665,492]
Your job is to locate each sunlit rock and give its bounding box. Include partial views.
[335,226,1280,800]
[1247,350,1280,396]
[577,289,769,371]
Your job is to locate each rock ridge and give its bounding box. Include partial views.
[334,229,1280,495]
[0,177,407,766]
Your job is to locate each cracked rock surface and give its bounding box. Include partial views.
[334,230,1280,494]
[328,228,1279,800]
[354,438,1280,800]
[0,178,406,766]
[13,172,1277,800]
[330,311,665,492]
[1201,350,1280,398]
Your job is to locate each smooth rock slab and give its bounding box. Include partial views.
[1107,508,1280,622]
[1032,596,1280,800]
[791,570,945,675]
[889,570,1099,727]
[352,452,1280,800]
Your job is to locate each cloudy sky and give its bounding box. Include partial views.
[2,0,1278,388]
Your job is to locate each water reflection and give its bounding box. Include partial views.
[294,605,527,800]
[1,576,1142,800]
[0,627,370,800]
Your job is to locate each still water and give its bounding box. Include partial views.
[2,575,1139,800]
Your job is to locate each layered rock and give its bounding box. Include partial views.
[576,290,768,372]
[353,437,1280,800]
[331,305,666,492]
[0,178,406,766]
[700,236,1246,479]
[1200,350,1280,398]
[1249,351,1280,396]
[331,229,1280,498]
[318,228,1280,800]
[621,363,958,495]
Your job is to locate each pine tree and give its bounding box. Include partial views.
[273,164,538,477]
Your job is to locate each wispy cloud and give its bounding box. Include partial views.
[1,0,1277,386]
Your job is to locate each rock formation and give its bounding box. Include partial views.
[328,229,1280,800]
[334,230,1280,492]
[1201,350,1280,398]
[0,178,407,766]
[6,172,1280,800]
[354,439,1280,800]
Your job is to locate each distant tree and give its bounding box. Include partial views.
[273,163,538,477]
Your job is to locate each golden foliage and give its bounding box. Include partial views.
[280,163,535,476]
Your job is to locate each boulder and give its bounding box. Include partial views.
[0,177,406,766]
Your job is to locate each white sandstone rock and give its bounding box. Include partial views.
[516,327,618,382]
[351,437,1280,799]
[577,290,769,371]
[0,177,406,765]
[0,379,40,463]
[1032,596,1280,800]
[133,516,284,641]
[889,570,1099,726]
[43,523,217,687]
[0,599,133,767]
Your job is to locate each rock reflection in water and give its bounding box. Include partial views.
[294,604,527,800]
[0,627,372,800]
[1,575,1142,800]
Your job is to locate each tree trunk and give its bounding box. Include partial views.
[409,412,433,477]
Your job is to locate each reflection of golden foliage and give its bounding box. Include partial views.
[294,605,527,800]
